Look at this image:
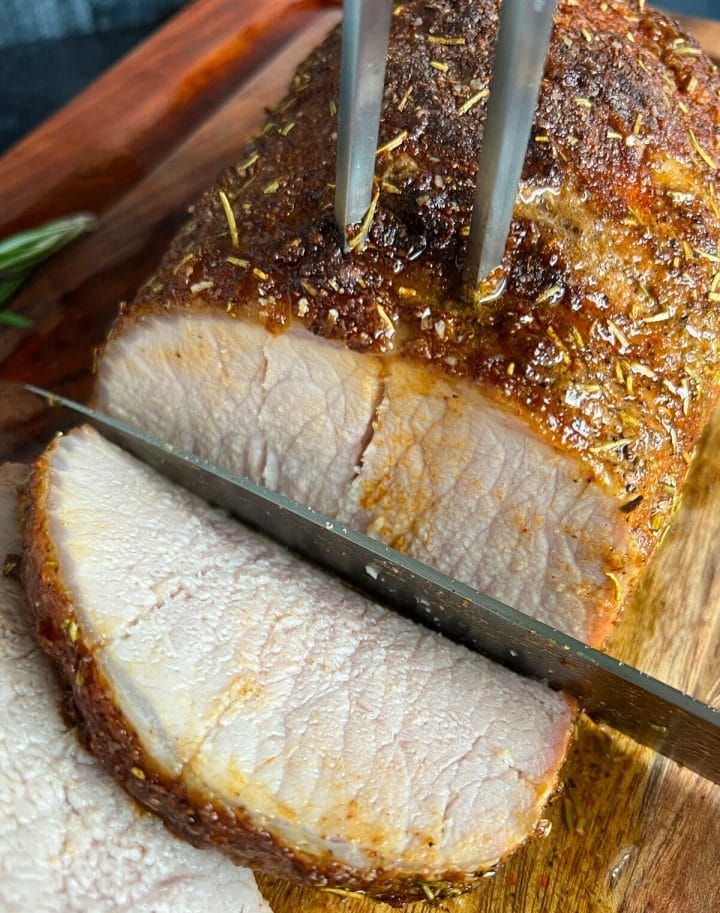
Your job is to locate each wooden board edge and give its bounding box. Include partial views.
[0,0,335,236]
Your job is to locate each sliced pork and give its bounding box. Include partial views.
[0,463,271,913]
[23,427,573,901]
[27,0,720,901]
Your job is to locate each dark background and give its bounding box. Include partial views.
[0,0,717,155]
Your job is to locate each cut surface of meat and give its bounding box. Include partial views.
[99,315,632,644]
[23,427,574,900]
[99,318,383,519]
[0,463,272,913]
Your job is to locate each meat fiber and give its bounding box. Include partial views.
[23,426,573,901]
[99,319,631,642]
[0,463,271,913]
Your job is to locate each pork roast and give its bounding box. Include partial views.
[96,0,720,646]
[23,426,573,901]
[0,463,271,913]
[24,0,720,902]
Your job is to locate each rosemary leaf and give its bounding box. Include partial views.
[0,273,31,310]
[0,213,97,278]
[0,309,32,328]
[0,212,97,327]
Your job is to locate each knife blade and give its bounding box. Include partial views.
[463,0,558,294]
[334,0,393,249]
[26,384,720,785]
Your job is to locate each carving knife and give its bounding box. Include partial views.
[334,0,393,248]
[26,384,720,785]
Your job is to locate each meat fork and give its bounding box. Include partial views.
[334,0,559,294]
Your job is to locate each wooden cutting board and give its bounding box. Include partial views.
[0,3,719,911]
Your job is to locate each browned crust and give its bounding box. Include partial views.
[105,0,720,556]
[20,434,571,904]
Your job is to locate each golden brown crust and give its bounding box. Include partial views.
[116,0,720,555]
[20,436,570,904]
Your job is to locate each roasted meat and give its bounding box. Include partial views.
[23,0,720,902]
[97,0,720,643]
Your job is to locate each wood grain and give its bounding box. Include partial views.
[0,3,718,911]
[0,0,337,237]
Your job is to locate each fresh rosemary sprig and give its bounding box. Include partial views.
[0,275,30,312]
[0,213,97,327]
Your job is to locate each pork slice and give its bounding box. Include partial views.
[23,426,573,901]
[98,318,382,518]
[0,463,271,913]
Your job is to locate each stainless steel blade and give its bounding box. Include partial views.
[334,0,393,248]
[27,384,720,785]
[463,0,558,292]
